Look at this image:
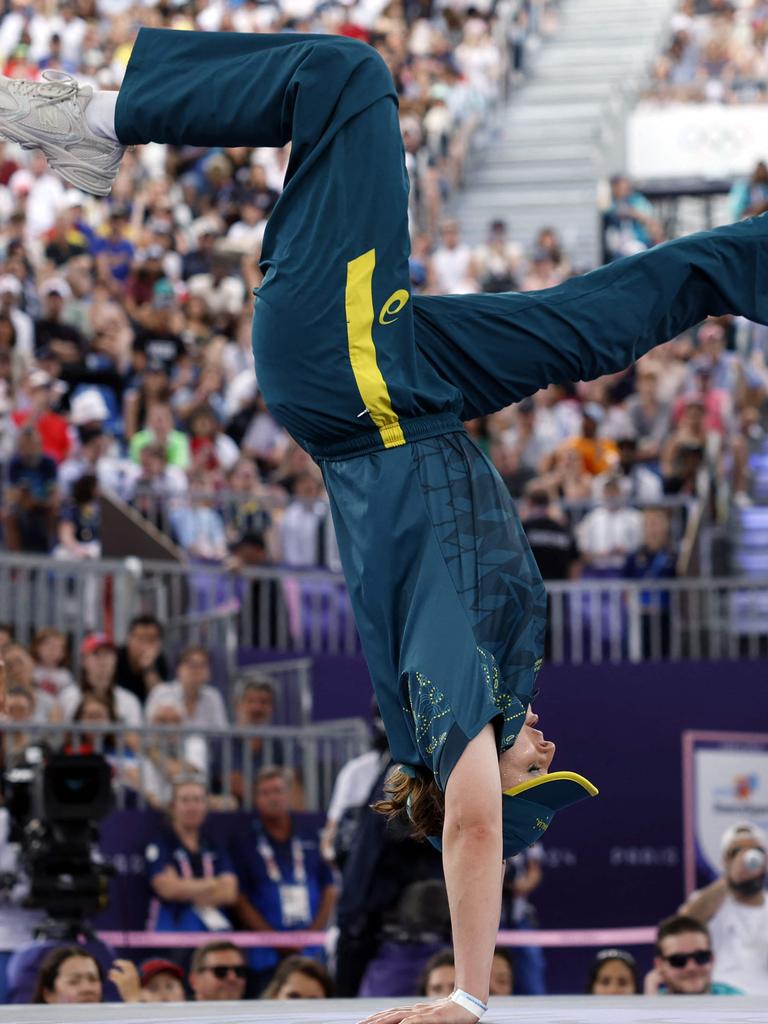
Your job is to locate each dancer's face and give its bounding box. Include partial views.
[499,708,556,791]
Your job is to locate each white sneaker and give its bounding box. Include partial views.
[0,70,124,196]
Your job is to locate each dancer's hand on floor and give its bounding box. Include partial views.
[358,997,481,1024]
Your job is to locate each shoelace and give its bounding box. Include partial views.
[10,69,81,103]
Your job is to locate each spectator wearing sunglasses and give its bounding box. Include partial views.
[188,941,248,1002]
[680,822,768,995]
[644,915,742,995]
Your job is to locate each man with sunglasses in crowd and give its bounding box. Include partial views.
[188,941,248,1002]
[646,915,741,995]
[680,821,768,994]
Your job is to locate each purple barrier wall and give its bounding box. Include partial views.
[99,656,766,993]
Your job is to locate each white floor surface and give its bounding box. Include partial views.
[4,996,767,1024]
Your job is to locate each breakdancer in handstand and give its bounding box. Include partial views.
[3,31,768,1022]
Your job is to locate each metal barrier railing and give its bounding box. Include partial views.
[0,718,369,813]
[1,553,767,664]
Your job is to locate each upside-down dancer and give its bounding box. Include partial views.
[3,31,768,1021]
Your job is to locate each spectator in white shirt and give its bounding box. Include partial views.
[280,470,332,568]
[133,691,208,810]
[31,627,74,702]
[59,634,143,728]
[681,822,768,995]
[431,219,477,295]
[146,646,228,731]
[592,434,663,504]
[576,477,643,573]
[4,643,57,724]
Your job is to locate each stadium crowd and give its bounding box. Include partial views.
[0,0,763,613]
[0,0,767,1010]
[648,0,768,104]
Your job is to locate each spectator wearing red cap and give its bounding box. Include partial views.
[58,634,143,728]
[109,957,186,1003]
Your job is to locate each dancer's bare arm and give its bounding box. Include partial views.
[359,724,502,1024]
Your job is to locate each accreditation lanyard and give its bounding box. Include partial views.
[258,832,311,927]
[257,833,306,885]
[176,847,215,879]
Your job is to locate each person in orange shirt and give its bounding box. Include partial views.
[555,403,618,477]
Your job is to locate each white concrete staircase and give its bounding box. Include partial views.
[455,0,679,267]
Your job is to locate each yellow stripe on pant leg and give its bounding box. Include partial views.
[345,248,406,449]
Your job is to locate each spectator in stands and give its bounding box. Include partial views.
[534,226,571,279]
[226,677,286,808]
[575,477,644,575]
[11,368,70,463]
[228,532,289,648]
[552,403,619,478]
[472,219,521,293]
[593,432,663,503]
[0,685,35,771]
[729,160,768,221]
[136,691,208,810]
[279,470,332,568]
[645,914,742,995]
[223,456,276,553]
[114,614,169,704]
[232,766,336,989]
[2,426,59,552]
[126,442,188,527]
[520,247,564,292]
[500,397,554,477]
[0,623,14,653]
[188,941,247,1002]
[0,274,33,368]
[488,439,536,499]
[69,692,119,755]
[520,486,581,580]
[57,425,110,499]
[586,948,640,994]
[187,404,239,477]
[489,948,515,996]
[321,700,390,869]
[59,634,143,729]
[604,175,657,261]
[660,398,713,498]
[261,955,334,999]
[431,219,477,294]
[32,946,103,1004]
[55,472,101,560]
[146,646,228,730]
[108,957,186,1003]
[145,777,238,932]
[4,643,56,723]
[501,844,546,994]
[171,472,229,562]
[129,401,190,469]
[418,950,454,998]
[623,361,671,464]
[680,822,768,995]
[31,627,73,702]
[92,206,134,285]
[33,278,83,366]
[624,507,677,654]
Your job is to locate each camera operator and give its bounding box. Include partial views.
[681,822,768,994]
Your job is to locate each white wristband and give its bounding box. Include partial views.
[450,989,488,1019]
